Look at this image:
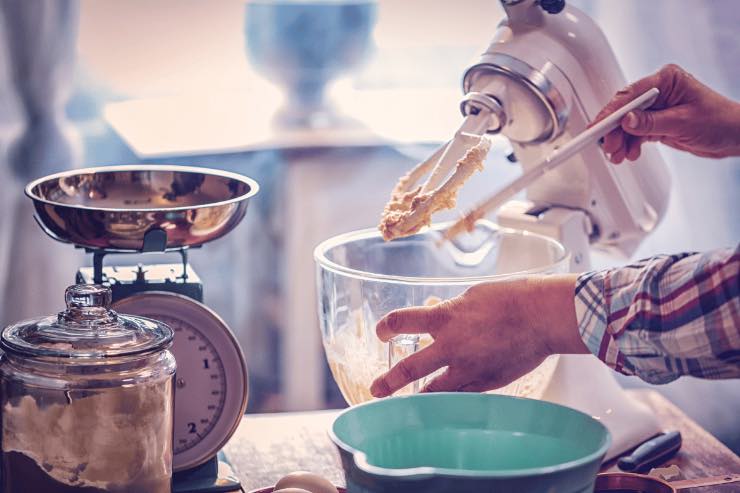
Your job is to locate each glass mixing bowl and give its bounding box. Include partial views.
[314,221,570,405]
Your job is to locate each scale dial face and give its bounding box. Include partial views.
[113,291,248,472]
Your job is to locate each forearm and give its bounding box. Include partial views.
[526,275,589,356]
[575,245,740,383]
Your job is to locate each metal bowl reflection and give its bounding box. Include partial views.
[26,165,259,251]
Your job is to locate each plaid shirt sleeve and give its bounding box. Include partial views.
[574,244,740,384]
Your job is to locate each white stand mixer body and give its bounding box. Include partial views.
[462,1,669,460]
[465,0,671,258]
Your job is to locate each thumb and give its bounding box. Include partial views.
[622,108,683,137]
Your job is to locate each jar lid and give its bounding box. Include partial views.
[1,284,173,358]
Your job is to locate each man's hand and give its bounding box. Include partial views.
[595,64,740,163]
[370,275,588,398]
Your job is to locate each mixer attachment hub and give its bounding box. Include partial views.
[460,92,506,133]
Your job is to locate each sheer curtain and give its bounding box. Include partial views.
[0,0,84,327]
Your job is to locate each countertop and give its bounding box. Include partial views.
[224,389,740,492]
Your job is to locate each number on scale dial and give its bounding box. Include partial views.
[155,314,226,452]
[113,292,248,472]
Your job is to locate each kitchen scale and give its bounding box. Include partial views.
[25,164,259,493]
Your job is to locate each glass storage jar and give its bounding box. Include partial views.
[0,284,176,493]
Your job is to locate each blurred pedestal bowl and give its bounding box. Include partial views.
[244,0,377,129]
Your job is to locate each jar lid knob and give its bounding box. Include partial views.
[65,284,112,309]
[1,284,172,358]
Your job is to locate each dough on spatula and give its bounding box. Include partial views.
[379,137,491,241]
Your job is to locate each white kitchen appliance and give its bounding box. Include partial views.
[413,0,671,460]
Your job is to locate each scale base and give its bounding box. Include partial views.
[173,453,242,493]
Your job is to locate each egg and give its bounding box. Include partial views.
[274,471,338,493]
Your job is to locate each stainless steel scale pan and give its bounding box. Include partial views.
[26,165,259,252]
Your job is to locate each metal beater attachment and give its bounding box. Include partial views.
[378,108,495,241]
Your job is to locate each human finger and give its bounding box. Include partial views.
[376,304,451,342]
[420,368,466,393]
[370,346,446,397]
[593,63,693,128]
[624,135,644,161]
[621,108,685,138]
[601,127,626,154]
[458,380,492,392]
[592,70,665,124]
[610,148,626,164]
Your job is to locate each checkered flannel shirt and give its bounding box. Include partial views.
[575,244,740,384]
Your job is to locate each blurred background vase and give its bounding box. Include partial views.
[244,0,377,129]
[3,0,82,180]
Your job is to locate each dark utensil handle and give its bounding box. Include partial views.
[618,431,682,472]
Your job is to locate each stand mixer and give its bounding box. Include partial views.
[385,0,671,460]
[459,0,670,266]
